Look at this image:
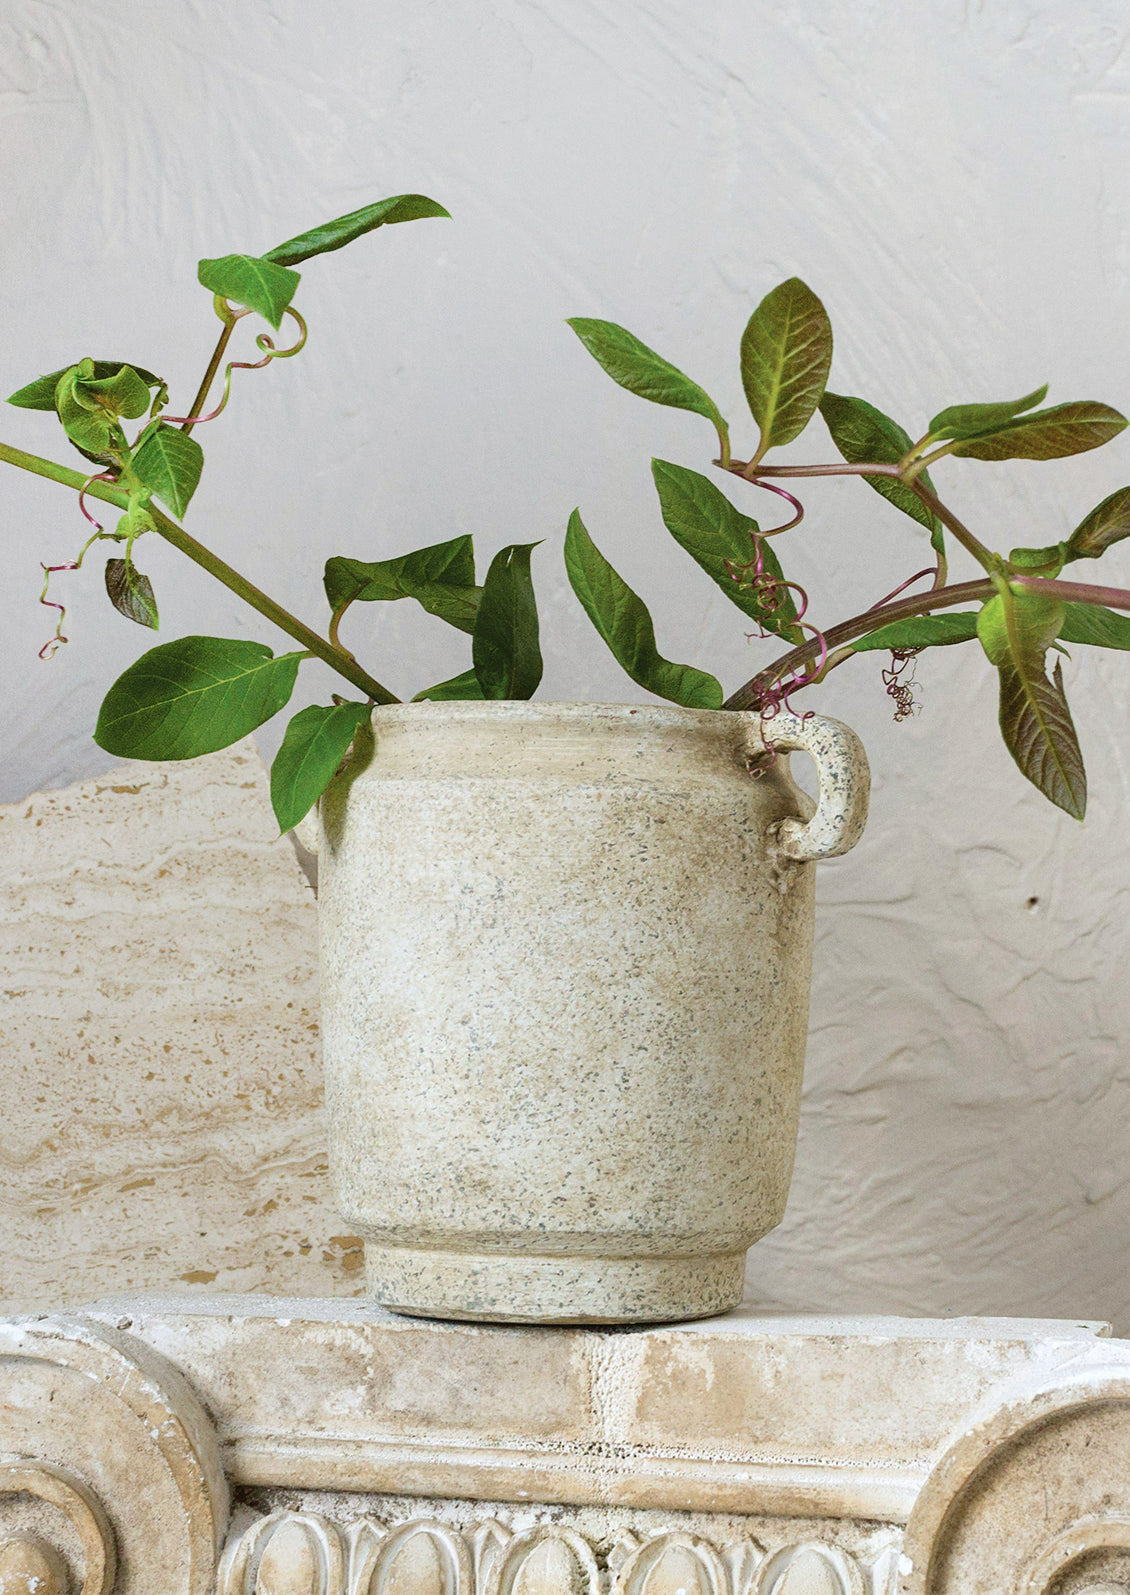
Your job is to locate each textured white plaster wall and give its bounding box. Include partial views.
[2,1,1129,1326]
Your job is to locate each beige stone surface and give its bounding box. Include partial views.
[315,702,868,1324]
[80,1295,1116,1526]
[0,745,362,1308]
[6,1302,1130,1593]
[0,1314,228,1595]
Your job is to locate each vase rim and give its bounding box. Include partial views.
[372,700,751,728]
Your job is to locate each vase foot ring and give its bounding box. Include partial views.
[364,1245,746,1325]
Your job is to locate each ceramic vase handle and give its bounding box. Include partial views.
[752,710,871,862]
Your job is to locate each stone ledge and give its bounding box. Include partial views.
[4,1299,1130,1593]
[81,1295,1116,1523]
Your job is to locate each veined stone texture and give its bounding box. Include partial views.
[0,744,362,1307]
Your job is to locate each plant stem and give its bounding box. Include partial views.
[907,479,995,569]
[728,459,995,572]
[0,440,399,704]
[723,578,995,710]
[1013,575,1130,611]
[728,460,903,480]
[180,315,238,433]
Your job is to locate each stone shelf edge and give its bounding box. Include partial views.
[1,1298,1129,1594]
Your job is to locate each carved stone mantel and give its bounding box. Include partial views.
[2,1299,1129,1594]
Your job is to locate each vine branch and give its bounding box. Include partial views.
[0,440,398,705]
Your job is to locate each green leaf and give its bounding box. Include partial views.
[928,385,1048,440]
[472,543,543,700]
[1058,602,1130,649]
[8,361,165,411]
[977,587,1066,668]
[324,536,480,633]
[411,668,485,702]
[975,584,1084,818]
[819,392,943,546]
[851,612,979,652]
[650,459,802,642]
[1064,486,1130,561]
[54,363,114,454]
[1009,544,1066,573]
[105,558,159,630]
[741,277,833,459]
[566,318,728,445]
[78,363,153,420]
[52,359,153,454]
[94,636,303,760]
[130,423,204,517]
[950,402,1128,462]
[264,194,450,266]
[564,509,723,709]
[997,656,1086,819]
[270,701,372,833]
[197,254,300,330]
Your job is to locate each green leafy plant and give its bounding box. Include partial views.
[9,223,1130,833]
[565,280,1130,819]
[1,195,547,831]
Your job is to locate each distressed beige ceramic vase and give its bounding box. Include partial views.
[307,700,869,1325]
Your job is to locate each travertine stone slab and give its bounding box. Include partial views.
[0,745,361,1307]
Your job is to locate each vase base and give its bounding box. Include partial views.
[363,1245,747,1325]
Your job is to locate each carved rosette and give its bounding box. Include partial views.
[216,1519,888,1595]
[0,1316,227,1595]
[901,1367,1130,1593]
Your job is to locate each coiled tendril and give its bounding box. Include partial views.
[160,307,308,427]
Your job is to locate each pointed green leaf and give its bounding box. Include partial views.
[997,656,1086,819]
[324,536,479,633]
[928,385,1048,440]
[741,278,833,459]
[270,701,372,833]
[105,558,159,630]
[472,543,543,700]
[950,402,1127,462]
[1058,602,1130,649]
[1064,486,1130,561]
[564,510,723,709]
[976,584,1083,818]
[650,459,802,641]
[819,392,943,546]
[411,668,485,702]
[566,318,728,444]
[197,254,300,330]
[977,587,1065,668]
[264,194,450,267]
[851,612,979,652]
[9,360,165,411]
[94,636,303,760]
[130,423,204,517]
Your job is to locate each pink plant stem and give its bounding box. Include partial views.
[161,350,275,425]
[78,471,116,531]
[38,560,78,658]
[1014,576,1130,610]
[747,477,806,534]
[870,566,939,610]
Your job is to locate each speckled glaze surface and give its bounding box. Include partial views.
[313,702,869,1324]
